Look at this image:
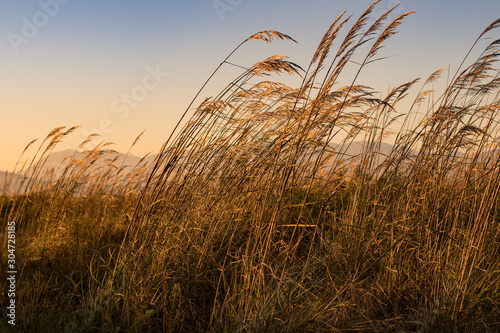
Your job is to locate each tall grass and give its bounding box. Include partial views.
[1,1,500,331]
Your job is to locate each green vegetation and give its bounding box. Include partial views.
[1,2,500,331]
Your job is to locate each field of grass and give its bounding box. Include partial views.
[1,2,500,332]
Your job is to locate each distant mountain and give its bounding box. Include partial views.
[31,149,157,175]
[38,142,395,174]
[333,141,395,158]
[0,149,157,194]
[0,142,400,194]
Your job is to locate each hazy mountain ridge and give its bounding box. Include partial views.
[0,149,157,194]
[2,142,396,178]
[37,149,157,173]
[0,171,29,194]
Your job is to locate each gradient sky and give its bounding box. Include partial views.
[1,0,500,171]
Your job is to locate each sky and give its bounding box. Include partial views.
[1,0,500,171]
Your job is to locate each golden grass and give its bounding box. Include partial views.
[1,2,500,332]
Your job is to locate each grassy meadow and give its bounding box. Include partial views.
[1,2,500,331]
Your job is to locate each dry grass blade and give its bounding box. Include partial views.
[250,55,304,77]
[480,18,500,38]
[131,130,146,148]
[311,12,348,65]
[46,126,66,138]
[21,139,38,155]
[367,11,416,62]
[414,90,434,105]
[79,133,102,148]
[245,30,298,44]
[337,0,382,57]
[364,4,398,39]
[64,126,80,136]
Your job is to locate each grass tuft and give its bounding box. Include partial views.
[1,2,500,332]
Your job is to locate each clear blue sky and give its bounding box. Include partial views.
[1,0,500,171]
